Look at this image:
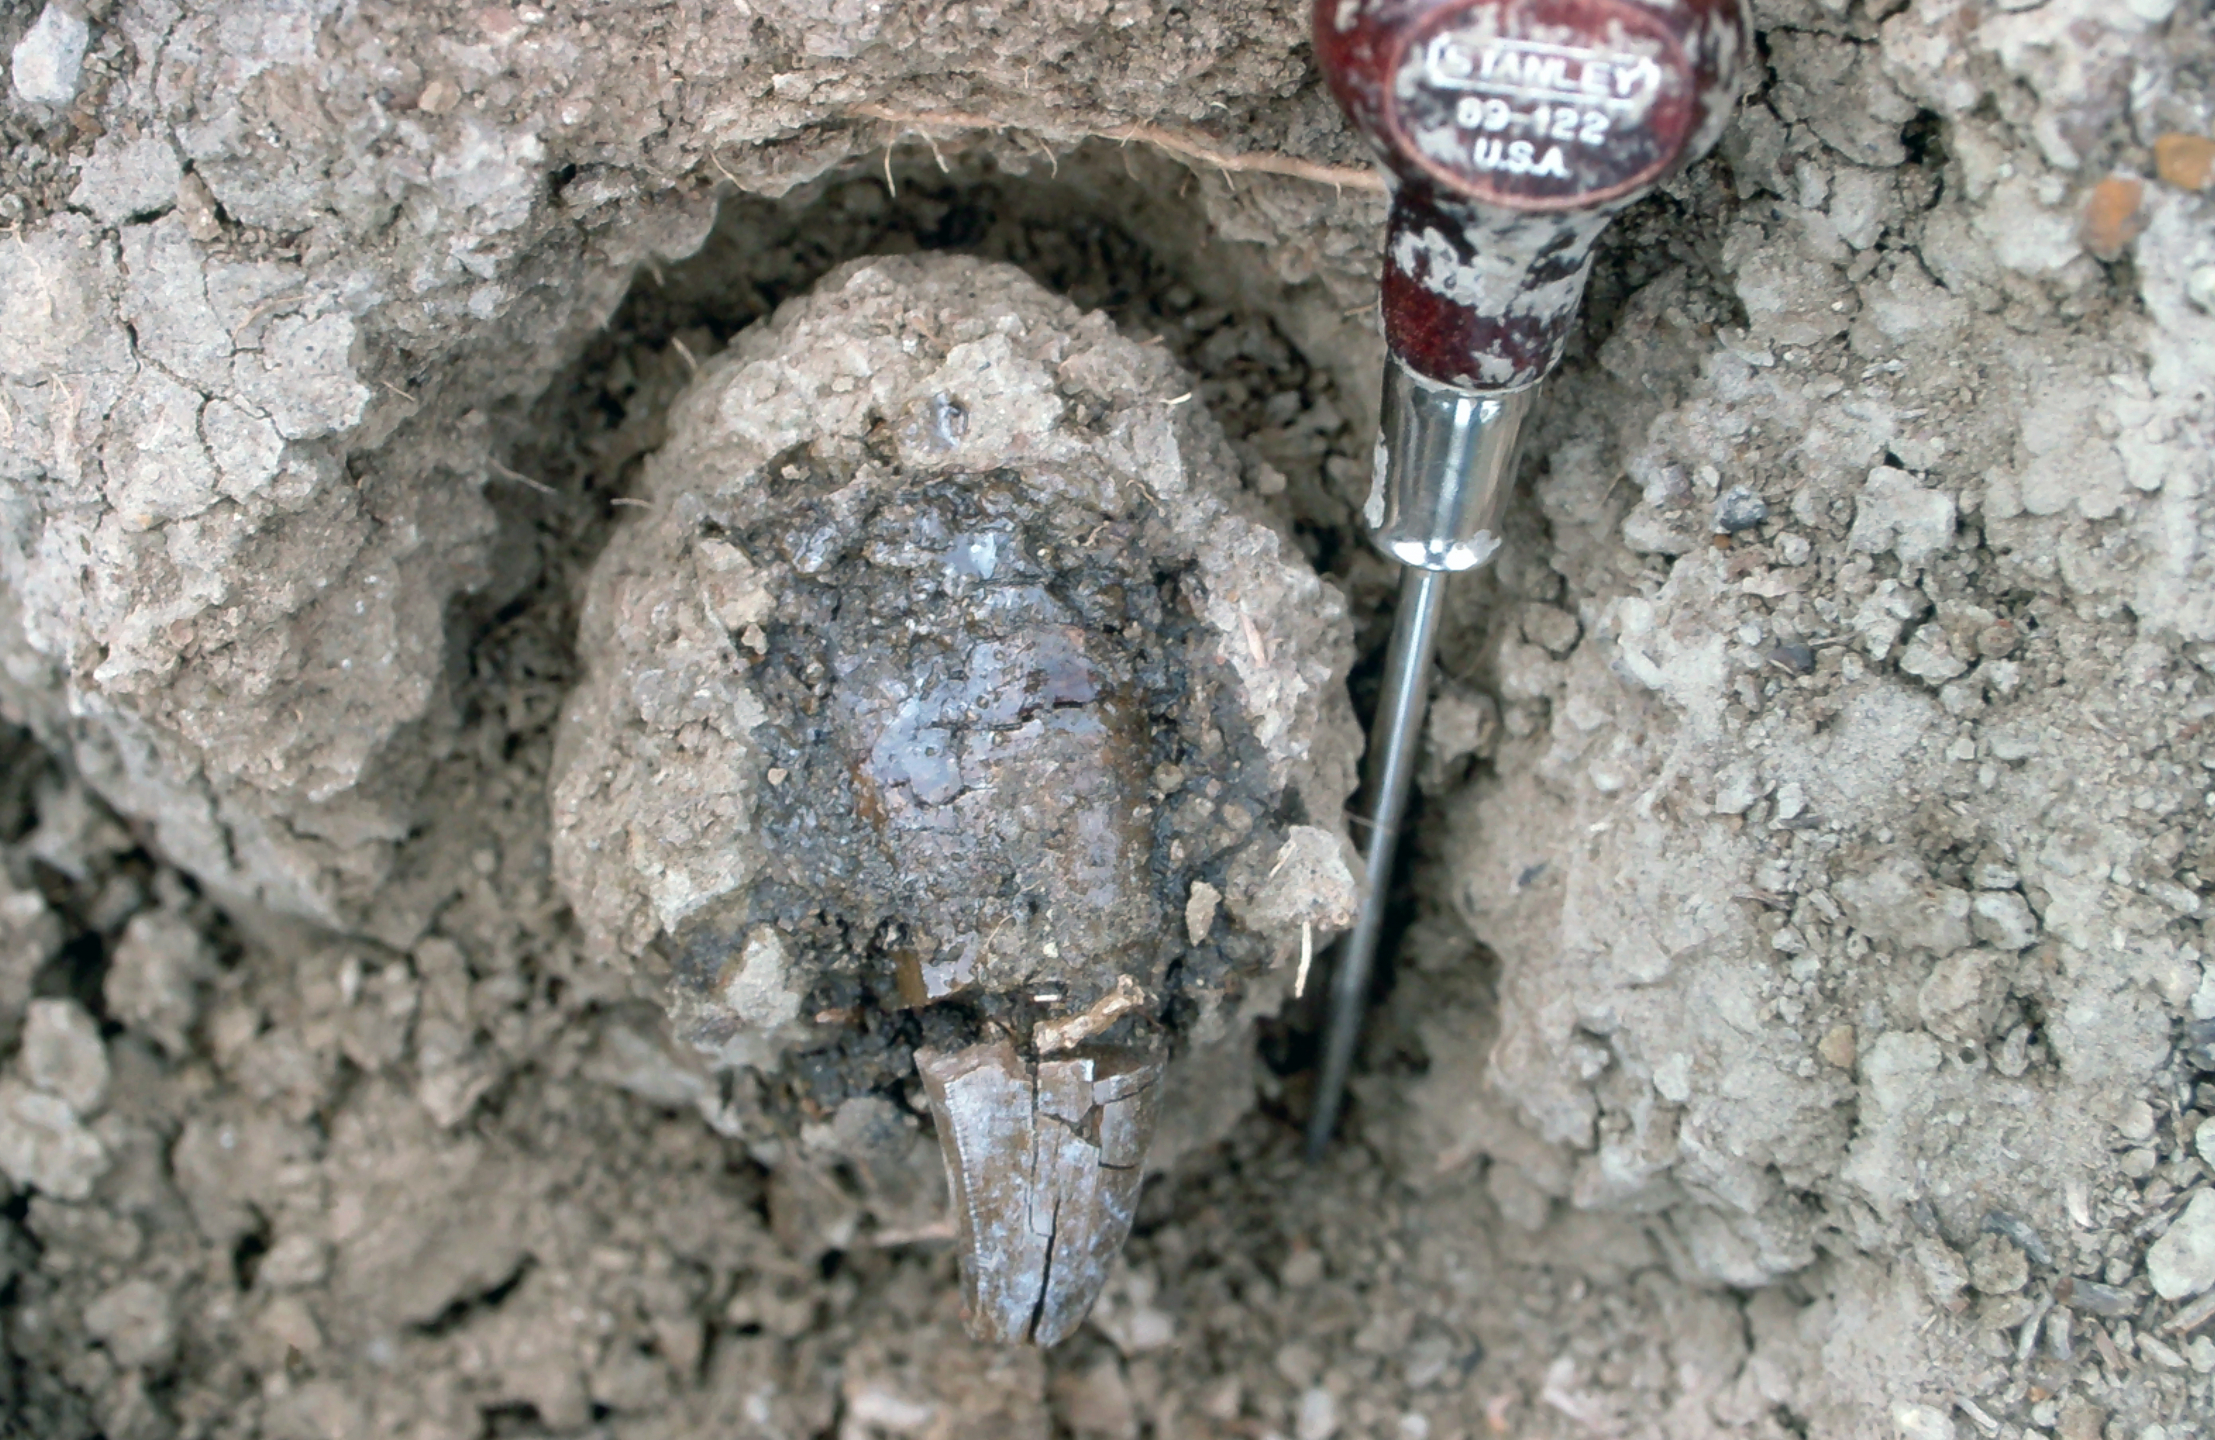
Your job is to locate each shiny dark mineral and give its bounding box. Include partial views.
[678,463,1204,1030]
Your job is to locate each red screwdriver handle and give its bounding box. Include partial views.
[1316,0,1751,389]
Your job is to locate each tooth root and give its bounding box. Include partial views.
[916,1038,1164,1347]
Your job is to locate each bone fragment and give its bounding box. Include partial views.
[1033,975,1148,1055]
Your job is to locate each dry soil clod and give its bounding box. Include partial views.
[549,252,1360,1339]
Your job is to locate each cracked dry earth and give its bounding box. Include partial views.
[5,1,2215,1439]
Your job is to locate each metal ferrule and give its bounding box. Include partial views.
[1365,355,1538,571]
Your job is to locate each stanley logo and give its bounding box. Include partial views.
[1423,33,1663,110]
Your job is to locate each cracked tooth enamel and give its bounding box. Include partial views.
[916,1038,1164,1347]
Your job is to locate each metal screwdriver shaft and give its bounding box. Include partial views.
[1307,564,1442,1156]
[1304,0,1751,1153]
[1308,369,1532,1160]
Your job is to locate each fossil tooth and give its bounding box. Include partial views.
[548,255,1364,1333]
[917,1037,1165,1347]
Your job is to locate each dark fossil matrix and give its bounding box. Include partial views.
[551,255,1361,1341]
[554,254,1360,1077]
[724,462,1224,1024]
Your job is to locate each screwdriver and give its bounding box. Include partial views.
[1305,0,1753,1157]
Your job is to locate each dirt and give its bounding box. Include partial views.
[3,1,2215,1438]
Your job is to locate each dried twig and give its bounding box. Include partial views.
[1239,610,1269,666]
[487,457,555,496]
[230,294,309,343]
[847,103,1387,194]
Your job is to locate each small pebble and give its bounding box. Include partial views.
[1279,1248,1325,1288]
[67,136,185,227]
[1912,1235,1967,1304]
[1981,1211,2051,1267]
[2189,265,2215,315]
[2154,133,2215,192]
[1971,861,2021,890]
[416,77,461,114]
[1970,891,2039,951]
[1993,1025,2032,1077]
[2080,174,2145,261]
[1519,604,1581,657]
[9,3,89,106]
[258,1233,330,1290]
[1400,1333,1456,1390]
[1641,463,1691,509]
[1296,1388,1341,1440]
[21,999,110,1117]
[176,170,224,242]
[1769,642,1816,676]
[0,1079,109,1199]
[1973,622,2020,659]
[1185,881,1220,945]
[2146,1190,2215,1299]
[82,1278,177,1369]
[1274,1340,1322,1387]
[2183,1017,2215,1071]
[2065,1279,2136,1316]
[1966,1234,2027,1294]
[1890,1402,1955,1440]
[1849,467,1954,567]
[1714,484,1769,533]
